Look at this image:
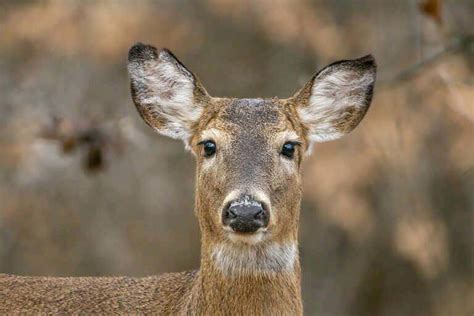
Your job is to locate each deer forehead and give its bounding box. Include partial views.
[197,98,303,144]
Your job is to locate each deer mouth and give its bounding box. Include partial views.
[223,226,268,245]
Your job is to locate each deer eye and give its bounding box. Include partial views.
[200,140,217,158]
[281,142,297,159]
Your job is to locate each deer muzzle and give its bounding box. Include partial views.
[222,195,270,233]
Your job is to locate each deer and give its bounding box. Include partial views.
[0,43,376,314]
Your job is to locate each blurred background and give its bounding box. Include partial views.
[0,0,473,315]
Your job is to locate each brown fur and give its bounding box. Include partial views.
[0,272,195,314]
[0,44,376,314]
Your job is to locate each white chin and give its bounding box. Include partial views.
[227,231,265,245]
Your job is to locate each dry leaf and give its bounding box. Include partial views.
[419,0,443,24]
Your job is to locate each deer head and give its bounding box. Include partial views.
[128,43,376,276]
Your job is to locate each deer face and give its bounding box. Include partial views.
[191,97,306,246]
[128,44,376,251]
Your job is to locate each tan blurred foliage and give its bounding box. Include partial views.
[0,1,202,60]
[0,1,472,315]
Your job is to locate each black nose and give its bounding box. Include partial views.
[222,196,269,233]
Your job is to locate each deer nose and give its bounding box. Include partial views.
[222,196,269,233]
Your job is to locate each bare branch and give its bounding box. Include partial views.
[381,34,474,85]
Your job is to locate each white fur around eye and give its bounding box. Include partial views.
[274,131,300,172]
[276,130,300,143]
[198,128,225,168]
[200,151,217,170]
[199,128,224,143]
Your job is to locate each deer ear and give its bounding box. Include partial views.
[127,43,209,144]
[293,55,376,144]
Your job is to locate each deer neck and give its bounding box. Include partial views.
[187,214,302,314]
